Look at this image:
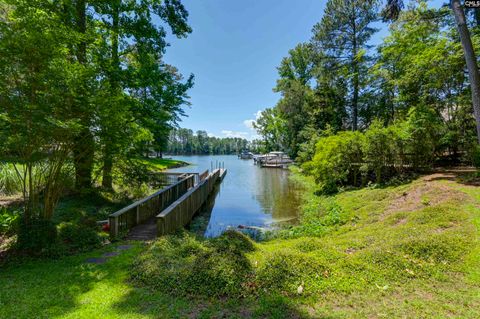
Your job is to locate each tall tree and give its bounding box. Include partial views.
[450,0,480,144]
[274,43,315,156]
[383,0,480,144]
[312,0,379,131]
[0,0,80,219]
[93,0,192,189]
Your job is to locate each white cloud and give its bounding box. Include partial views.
[241,110,263,140]
[243,119,255,129]
[221,130,249,138]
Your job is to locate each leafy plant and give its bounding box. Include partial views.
[0,207,20,235]
[57,222,102,252]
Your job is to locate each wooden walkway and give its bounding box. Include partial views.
[125,218,157,241]
[109,168,226,240]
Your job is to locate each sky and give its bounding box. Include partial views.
[164,0,445,140]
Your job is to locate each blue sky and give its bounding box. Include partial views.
[164,0,445,140]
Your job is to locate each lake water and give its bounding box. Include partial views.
[166,155,304,237]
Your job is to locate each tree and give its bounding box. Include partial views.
[383,0,480,144]
[253,108,287,152]
[451,0,480,144]
[92,0,192,189]
[274,43,315,157]
[0,0,80,220]
[312,0,379,131]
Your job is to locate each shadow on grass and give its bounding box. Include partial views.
[0,243,141,319]
[111,288,316,319]
[422,167,480,186]
[53,190,131,224]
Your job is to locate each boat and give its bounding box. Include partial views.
[238,151,254,159]
[253,151,294,168]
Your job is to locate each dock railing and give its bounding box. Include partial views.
[199,169,209,181]
[156,169,221,236]
[109,174,195,238]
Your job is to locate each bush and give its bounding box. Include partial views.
[305,131,364,193]
[404,106,440,168]
[468,144,480,168]
[0,207,20,236]
[0,163,22,195]
[131,231,255,297]
[363,120,406,183]
[305,108,440,191]
[16,218,58,254]
[58,222,102,252]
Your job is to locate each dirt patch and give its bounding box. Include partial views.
[0,194,22,208]
[382,171,468,220]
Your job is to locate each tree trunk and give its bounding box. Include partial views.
[352,61,359,131]
[102,151,113,190]
[73,129,94,190]
[73,0,94,191]
[451,0,480,144]
[102,0,121,190]
[351,14,359,131]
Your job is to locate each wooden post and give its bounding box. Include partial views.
[109,216,118,238]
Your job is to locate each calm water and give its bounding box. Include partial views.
[166,155,303,237]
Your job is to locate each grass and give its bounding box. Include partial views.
[134,157,188,172]
[1,169,480,318]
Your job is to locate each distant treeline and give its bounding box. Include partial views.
[166,128,262,155]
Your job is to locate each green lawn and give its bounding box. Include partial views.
[135,157,188,172]
[1,169,480,318]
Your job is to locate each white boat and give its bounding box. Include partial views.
[238,151,254,159]
[254,151,293,168]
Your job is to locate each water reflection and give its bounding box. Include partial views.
[167,155,303,237]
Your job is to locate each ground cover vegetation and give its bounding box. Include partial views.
[1,169,479,318]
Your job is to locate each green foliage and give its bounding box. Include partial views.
[57,222,102,252]
[304,131,364,193]
[467,144,480,168]
[0,163,22,195]
[0,207,20,235]
[167,128,254,155]
[255,250,328,293]
[131,230,255,297]
[2,174,480,318]
[253,108,288,153]
[254,1,478,166]
[16,218,58,255]
[306,108,442,191]
[404,105,441,167]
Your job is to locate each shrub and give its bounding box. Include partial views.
[305,107,440,190]
[467,144,480,168]
[0,163,22,195]
[58,222,102,252]
[305,131,364,193]
[363,120,403,183]
[16,218,58,254]
[404,105,440,168]
[0,207,20,236]
[131,231,255,297]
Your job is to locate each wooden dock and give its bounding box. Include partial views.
[108,168,226,239]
